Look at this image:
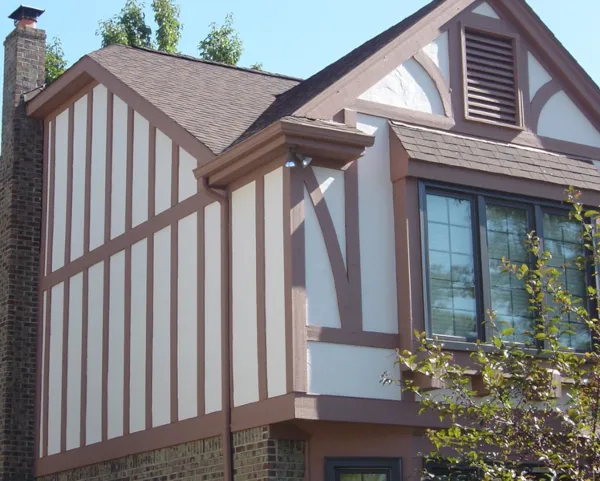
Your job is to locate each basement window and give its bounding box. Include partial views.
[462,27,521,128]
[325,458,402,481]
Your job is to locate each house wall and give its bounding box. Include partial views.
[230,166,288,407]
[38,83,224,470]
[297,114,401,401]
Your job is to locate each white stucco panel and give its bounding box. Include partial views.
[307,342,401,400]
[422,31,450,85]
[305,186,341,328]
[472,1,500,18]
[358,58,444,115]
[357,115,398,334]
[538,91,600,148]
[232,182,259,407]
[528,52,552,100]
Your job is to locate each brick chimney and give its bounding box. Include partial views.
[0,5,45,480]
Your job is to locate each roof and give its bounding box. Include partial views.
[228,0,443,148]
[87,45,300,154]
[391,122,600,192]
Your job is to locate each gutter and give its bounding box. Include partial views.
[198,177,232,481]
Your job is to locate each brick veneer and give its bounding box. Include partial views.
[233,427,306,481]
[0,25,45,481]
[38,436,225,481]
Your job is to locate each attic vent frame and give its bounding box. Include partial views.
[461,24,523,130]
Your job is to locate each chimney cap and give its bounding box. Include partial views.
[8,5,44,24]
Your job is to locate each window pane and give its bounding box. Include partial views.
[426,194,477,339]
[543,212,590,350]
[339,475,362,481]
[486,204,532,342]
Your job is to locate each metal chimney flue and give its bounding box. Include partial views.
[8,5,44,28]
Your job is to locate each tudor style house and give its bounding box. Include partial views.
[1,0,600,480]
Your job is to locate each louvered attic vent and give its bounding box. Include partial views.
[464,28,519,127]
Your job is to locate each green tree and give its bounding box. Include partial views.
[45,37,67,85]
[249,62,263,71]
[198,13,243,65]
[97,0,153,49]
[395,187,600,480]
[152,0,182,53]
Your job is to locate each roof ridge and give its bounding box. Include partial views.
[107,44,303,82]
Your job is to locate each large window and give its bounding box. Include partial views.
[421,184,593,350]
[324,458,402,481]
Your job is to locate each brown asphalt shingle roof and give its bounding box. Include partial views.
[87,0,441,154]
[391,122,600,192]
[88,45,300,154]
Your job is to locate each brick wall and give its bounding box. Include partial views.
[233,427,306,481]
[0,25,45,481]
[38,436,225,481]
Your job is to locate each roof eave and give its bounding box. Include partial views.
[194,118,375,188]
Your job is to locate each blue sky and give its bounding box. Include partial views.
[1,0,599,84]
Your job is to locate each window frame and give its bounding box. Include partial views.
[324,457,403,481]
[419,181,595,351]
[460,22,524,130]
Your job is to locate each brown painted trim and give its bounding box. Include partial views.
[255,176,268,400]
[197,207,205,416]
[407,159,600,206]
[282,167,294,395]
[353,99,455,130]
[294,395,445,429]
[298,0,478,119]
[101,260,110,442]
[145,233,154,430]
[530,80,562,133]
[195,118,374,188]
[42,288,52,457]
[448,23,464,122]
[170,220,179,422]
[148,126,156,220]
[223,188,233,481]
[230,393,297,432]
[35,412,224,477]
[80,269,89,447]
[27,56,216,166]
[123,246,132,435]
[41,192,214,290]
[413,50,452,117]
[344,161,363,332]
[125,107,134,232]
[306,326,399,349]
[343,108,358,128]
[290,169,308,393]
[519,37,532,131]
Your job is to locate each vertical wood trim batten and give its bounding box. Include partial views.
[80,269,89,447]
[36,118,49,458]
[60,106,75,453]
[101,91,114,442]
[125,107,134,232]
[282,167,293,394]
[222,190,232,481]
[344,160,363,331]
[84,90,93,255]
[255,176,268,400]
[170,142,179,422]
[123,246,132,434]
[42,289,52,457]
[145,126,156,430]
[197,207,205,416]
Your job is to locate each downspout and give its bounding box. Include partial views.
[199,177,232,481]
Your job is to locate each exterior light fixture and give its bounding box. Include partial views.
[285,146,312,169]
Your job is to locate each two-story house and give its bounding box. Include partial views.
[1,0,599,480]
